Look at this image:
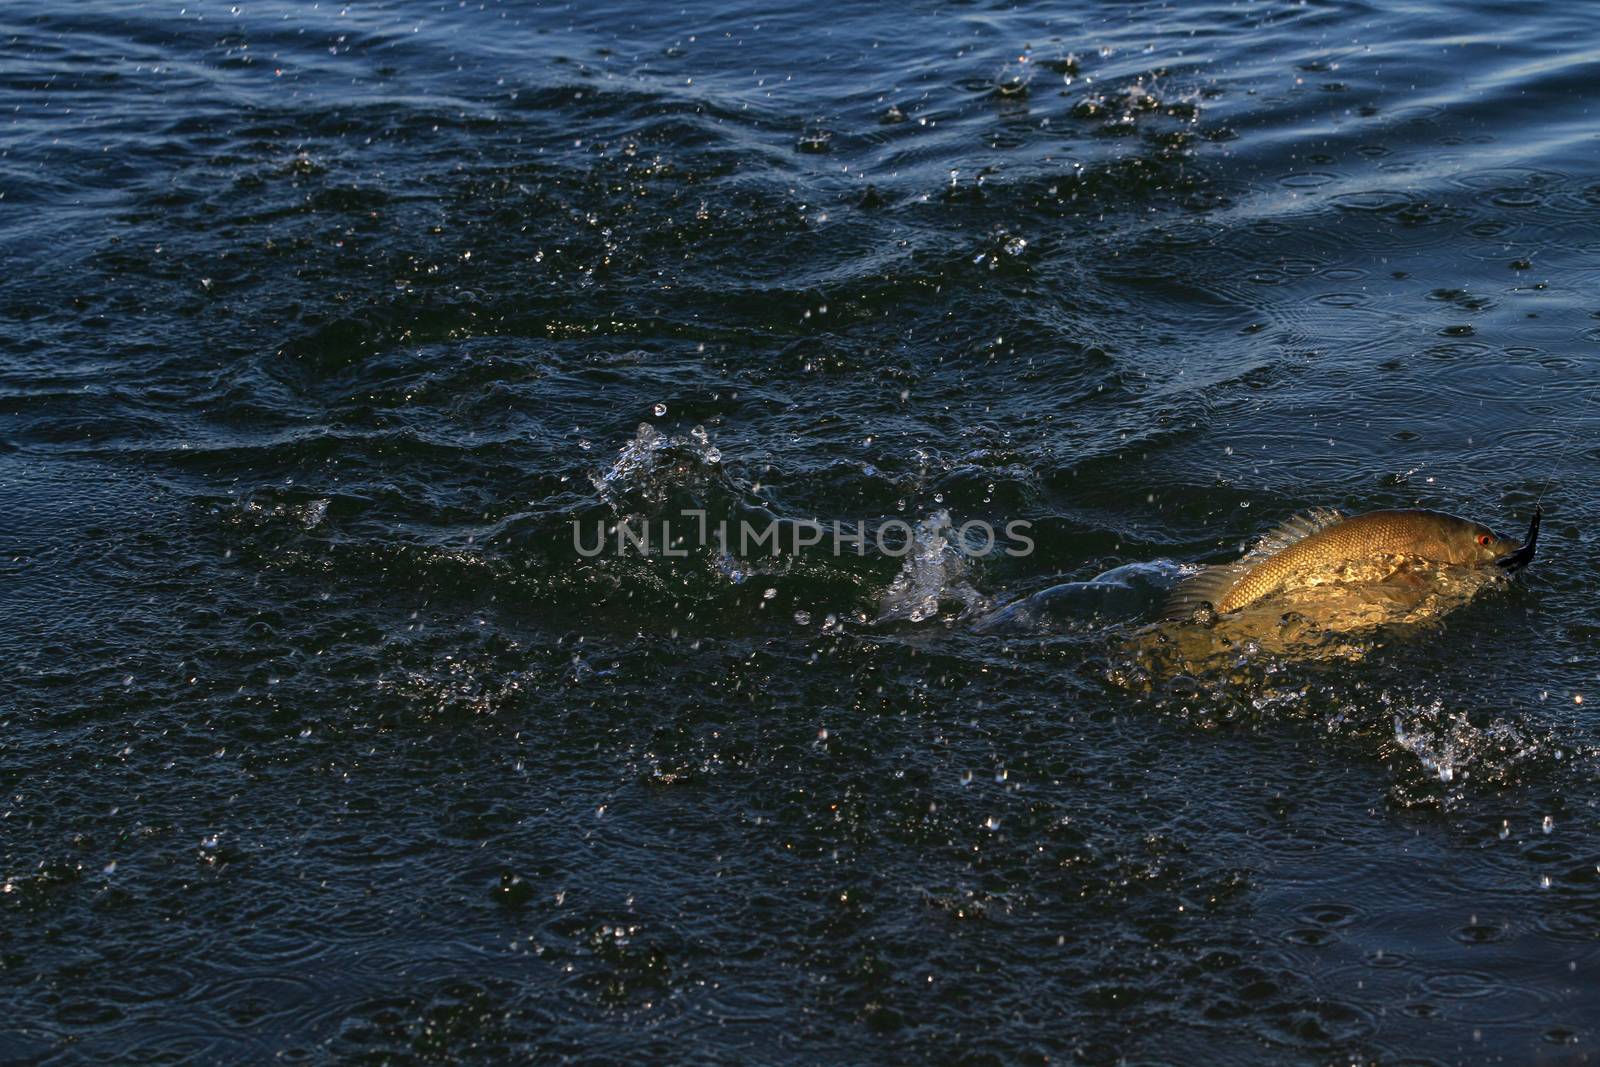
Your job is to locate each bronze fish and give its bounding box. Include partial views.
[1166,507,1539,620]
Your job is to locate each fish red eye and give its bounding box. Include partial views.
[1477,533,1493,547]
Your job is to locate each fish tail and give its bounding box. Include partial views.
[1163,562,1249,621]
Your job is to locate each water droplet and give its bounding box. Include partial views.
[995,54,1033,96]
[796,128,832,153]
[653,402,667,417]
[793,610,811,625]
[1542,815,1554,834]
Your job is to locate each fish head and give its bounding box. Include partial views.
[1436,510,1538,570]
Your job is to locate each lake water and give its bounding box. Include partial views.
[4,0,1599,1062]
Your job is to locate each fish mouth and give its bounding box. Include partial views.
[1494,507,1541,571]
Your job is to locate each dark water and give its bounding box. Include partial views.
[5,0,1600,1062]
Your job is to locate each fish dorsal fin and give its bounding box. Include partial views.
[1163,508,1345,621]
[1238,507,1345,566]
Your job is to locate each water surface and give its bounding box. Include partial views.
[4,0,1600,1062]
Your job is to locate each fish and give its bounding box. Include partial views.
[1166,507,1540,620]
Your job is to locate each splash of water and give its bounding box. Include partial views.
[590,423,669,505]
[1393,700,1477,784]
[876,510,990,623]
[589,422,723,507]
